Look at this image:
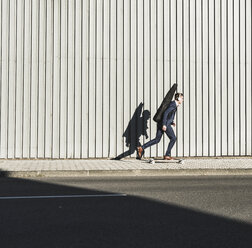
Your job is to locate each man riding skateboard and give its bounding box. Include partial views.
[137,93,184,160]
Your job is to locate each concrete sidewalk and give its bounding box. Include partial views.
[0,157,252,177]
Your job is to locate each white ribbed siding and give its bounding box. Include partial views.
[0,0,251,159]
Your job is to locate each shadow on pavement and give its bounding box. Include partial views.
[0,169,10,178]
[0,174,251,248]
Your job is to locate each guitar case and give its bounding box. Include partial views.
[153,83,178,123]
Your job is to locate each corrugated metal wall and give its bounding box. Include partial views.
[0,0,251,159]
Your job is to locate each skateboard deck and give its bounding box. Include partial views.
[144,158,184,165]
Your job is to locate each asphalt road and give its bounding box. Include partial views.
[0,175,252,248]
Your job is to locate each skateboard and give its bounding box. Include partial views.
[145,158,184,165]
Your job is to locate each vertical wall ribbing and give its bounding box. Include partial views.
[0,0,251,159]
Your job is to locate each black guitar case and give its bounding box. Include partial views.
[153,83,178,123]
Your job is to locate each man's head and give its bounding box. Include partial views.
[175,93,184,105]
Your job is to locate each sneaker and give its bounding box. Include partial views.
[137,146,144,159]
[164,156,175,160]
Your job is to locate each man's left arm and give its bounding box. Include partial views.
[162,103,176,126]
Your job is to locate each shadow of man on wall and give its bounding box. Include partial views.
[113,102,150,160]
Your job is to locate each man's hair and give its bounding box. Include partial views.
[175,93,184,101]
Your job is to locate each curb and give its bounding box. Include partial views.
[2,169,252,178]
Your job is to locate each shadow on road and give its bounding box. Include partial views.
[0,173,251,247]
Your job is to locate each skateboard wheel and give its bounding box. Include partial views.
[149,159,155,164]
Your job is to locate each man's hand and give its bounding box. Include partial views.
[172,122,176,127]
[162,125,167,131]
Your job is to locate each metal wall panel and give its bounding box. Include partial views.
[0,0,251,159]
